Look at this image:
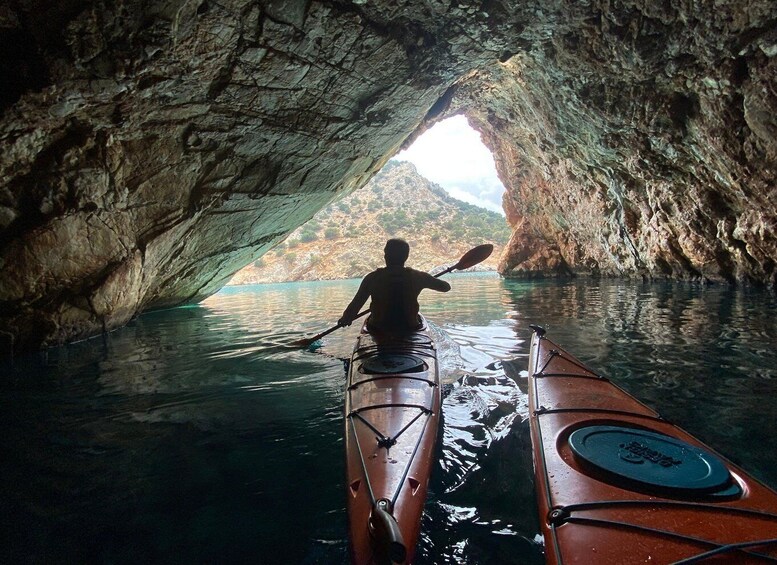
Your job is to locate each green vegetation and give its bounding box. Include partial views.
[377,209,414,235]
[239,161,515,282]
[298,226,318,242]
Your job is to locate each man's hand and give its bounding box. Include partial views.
[338,317,352,327]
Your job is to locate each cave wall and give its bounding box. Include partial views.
[1,0,776,353]
[453,2,777,284]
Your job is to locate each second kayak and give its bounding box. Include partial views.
[345,317,440,564]
[528,325,777,564]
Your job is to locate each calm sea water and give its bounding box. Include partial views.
[1,274,776,564]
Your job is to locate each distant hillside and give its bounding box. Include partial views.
[228,161,510,284]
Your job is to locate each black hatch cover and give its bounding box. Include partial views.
[362,354,425,374]
[568,425,737,496]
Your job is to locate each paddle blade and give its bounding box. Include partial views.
[453,244,494,270]
[289,337,320,349]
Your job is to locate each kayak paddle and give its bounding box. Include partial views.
[292,243,494,348]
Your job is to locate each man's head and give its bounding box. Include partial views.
[384,238,410,266]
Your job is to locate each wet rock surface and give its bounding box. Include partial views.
[1,1,775,352]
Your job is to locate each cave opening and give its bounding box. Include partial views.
[393,115,506,216]
[229,114,511,285]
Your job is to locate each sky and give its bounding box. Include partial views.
[392,115,506,215]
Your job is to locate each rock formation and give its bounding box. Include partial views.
[453,4,777,283]
[1,1,775,352]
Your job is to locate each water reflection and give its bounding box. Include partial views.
[0,275,775,564]
[0,298,349,564]
[501,278,777,487]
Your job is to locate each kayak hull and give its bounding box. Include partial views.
[528,327,777,564]
[345,318,440,564]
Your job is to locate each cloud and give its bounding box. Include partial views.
[445,182,505,214]
[392,115,505,215]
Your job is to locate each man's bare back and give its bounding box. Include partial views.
[338,239,450,332]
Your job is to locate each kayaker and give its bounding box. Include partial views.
[338,238,451,332]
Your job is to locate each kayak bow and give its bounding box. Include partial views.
[345,317,440,564]
[528,325,777,564]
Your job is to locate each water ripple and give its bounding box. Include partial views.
[1,275,776,564]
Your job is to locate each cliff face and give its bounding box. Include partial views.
[455,4,777,284]
[1,1,775,352]
[228,161,509,284]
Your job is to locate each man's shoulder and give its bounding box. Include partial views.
[363,268,384,281]
[406,267,432,277]
[405,267,438,285]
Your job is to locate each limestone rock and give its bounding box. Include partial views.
[450,3,777,285]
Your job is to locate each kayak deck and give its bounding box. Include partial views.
[528,326,777,564]
[345,319,440,564]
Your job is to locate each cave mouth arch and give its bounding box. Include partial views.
[229,114,512,286]
[392,115,506,217]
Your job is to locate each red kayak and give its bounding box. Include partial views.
[528,325,777,564]
[345,317,441,564]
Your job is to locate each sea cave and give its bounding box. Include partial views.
[1,0,776,353]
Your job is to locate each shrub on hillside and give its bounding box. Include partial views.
[394,209,408,224]
[299,228,317,243]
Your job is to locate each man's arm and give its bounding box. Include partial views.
[338,275,372,326]
[422,272,451,292]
